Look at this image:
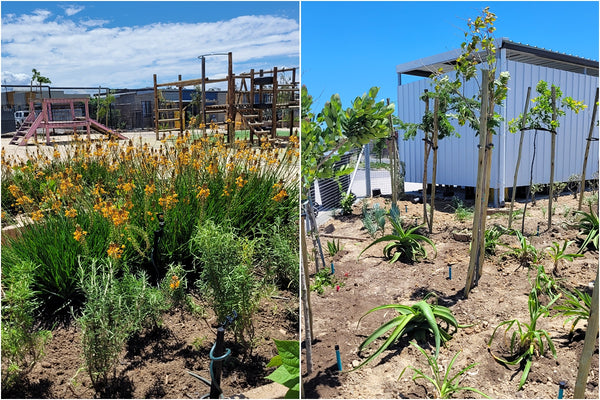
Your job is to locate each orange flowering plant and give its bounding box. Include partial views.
[1,129,298,316]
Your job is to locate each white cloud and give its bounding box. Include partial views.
[62,5,84,16]
[1,10,299,88]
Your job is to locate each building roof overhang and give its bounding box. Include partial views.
[396,38,599,79]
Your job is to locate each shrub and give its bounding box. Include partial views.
[254,217,299,292]
[77,259,167,391]
[190,220,260,348]
[1,260,52,388]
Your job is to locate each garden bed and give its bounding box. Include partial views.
[2,292,297,398]
[303,191,598,398]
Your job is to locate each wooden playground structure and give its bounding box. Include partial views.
[153,52,299,144]
[9,97,127,146]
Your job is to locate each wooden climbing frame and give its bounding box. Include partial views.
[153,52,299,144]
[9,97,127,146]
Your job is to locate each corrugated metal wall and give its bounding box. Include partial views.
[397,59,599,197]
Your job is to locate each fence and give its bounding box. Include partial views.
[309,136,405,215]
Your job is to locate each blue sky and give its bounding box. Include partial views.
[301,1,599,112]
[1,1,299,89]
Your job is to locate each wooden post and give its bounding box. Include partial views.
[290,68,297,137]
[153,74,159,140]
[548,86,557,228]
[227,52,234,144]
[84,98,91,139]
[272,67,278,139]
[250,69,255,144]
[578,87,599,211]
[430,97,439,234]
[509,87,532,229]
[178,75,183,135]
[465,70,489,298]
[574,270,599,399]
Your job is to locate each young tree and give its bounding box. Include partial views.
[427,7,510,297]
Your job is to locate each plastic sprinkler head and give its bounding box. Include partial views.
[537,223,540,236]
[448,265,452,280]
[558,381,566,399]
[335,345,342,371]
[336,285,340,292]
[405,205,408,213]
[330,262,335,275]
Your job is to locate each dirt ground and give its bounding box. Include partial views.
[302,190,598,399]
[2,291,298,399]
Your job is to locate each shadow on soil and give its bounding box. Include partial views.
[303,364,342,398]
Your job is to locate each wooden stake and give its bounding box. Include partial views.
[548,86,557,228]
[422,91,431,230]
[508,87,532,229]
[301,216,313,375]
[574,269,599,399]
[465,70,489,298]
[153,74,159,140]
[430,97,439,234]
[578,88,599,211]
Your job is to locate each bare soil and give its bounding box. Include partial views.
[302,191,598,399]
[2,292,298,399]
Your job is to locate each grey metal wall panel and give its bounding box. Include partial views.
[396,59,599,191]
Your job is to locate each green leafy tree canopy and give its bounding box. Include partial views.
[301,86,395,191]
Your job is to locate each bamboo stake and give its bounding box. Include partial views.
[548,86,557,228]
[465,71,489,298]
[574,269,599,399]
[578,88,599,211]
[508,87,532,229]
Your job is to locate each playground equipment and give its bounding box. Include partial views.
[153,52,299,144]
[9,98,127,146]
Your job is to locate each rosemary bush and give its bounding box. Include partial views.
[190,220,260,348]
[1,260,52,388]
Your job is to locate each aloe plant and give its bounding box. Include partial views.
[355,296,462,369]
[359,213,436,263]
[574,206,598,253]
[399,342,490,399]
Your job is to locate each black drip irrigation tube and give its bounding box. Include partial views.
[187,311,238,399]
